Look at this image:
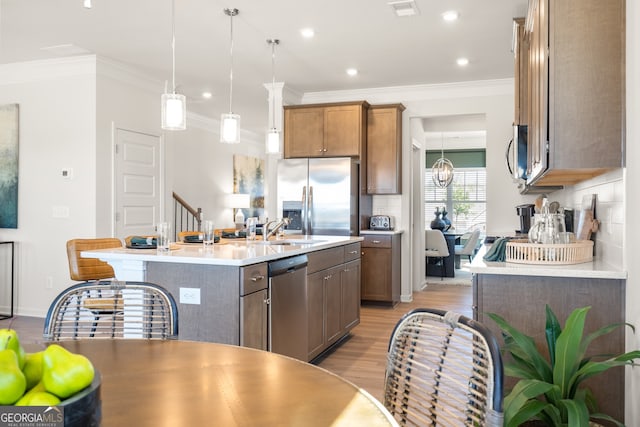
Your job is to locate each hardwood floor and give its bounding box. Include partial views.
[0,283,472,404]
[316,283,473,402]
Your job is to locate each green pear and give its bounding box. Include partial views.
[22,351,44,390]
[14,381,45,405]
[0,349,27,405]
[0,328,26,369]
[15,382,60,406]
[42,344,94,399]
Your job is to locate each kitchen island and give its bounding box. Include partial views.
[469,244,627,422]
[82,235,363,362]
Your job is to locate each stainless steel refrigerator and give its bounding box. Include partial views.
[277,158,360,236]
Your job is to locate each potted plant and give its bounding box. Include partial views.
[488,306,640,427]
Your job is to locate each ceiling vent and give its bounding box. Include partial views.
[388,0,420,17]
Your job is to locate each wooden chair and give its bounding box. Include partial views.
[66,238,123,282]
[384,308,504,426]
[425,229,449,280]
[43,281,179,341]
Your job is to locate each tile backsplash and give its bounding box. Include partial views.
[554,169,624,268]
[372,195,402,223]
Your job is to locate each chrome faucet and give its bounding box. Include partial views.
[263,218,291,241]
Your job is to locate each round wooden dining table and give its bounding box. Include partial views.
[55,340,398,426]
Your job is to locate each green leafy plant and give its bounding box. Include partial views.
[488,306,640,427]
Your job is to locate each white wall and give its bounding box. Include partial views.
[625,0,639,424]
[168,113,266,230]
[0,57,97,316]
[95,58,163,236]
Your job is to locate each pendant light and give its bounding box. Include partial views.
[220,8,240,144]
[266,39,280,154]
[161,0,186,130]
[432,133,454,188]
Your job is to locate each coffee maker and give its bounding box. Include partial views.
[516,204,535,234]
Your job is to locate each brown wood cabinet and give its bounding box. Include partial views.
[307,243,362,361]
[513,18,528,126]
[474,273,625,422]
[361,233,401,305]
[284,101,368,158]
[366,104,405,194]
[240,263,268,350]
[525,0,624,186]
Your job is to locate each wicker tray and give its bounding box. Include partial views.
[505,239,594,265]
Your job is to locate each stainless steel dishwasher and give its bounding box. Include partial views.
[268,254,308,361]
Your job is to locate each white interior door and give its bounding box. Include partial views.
[114,128,162,240]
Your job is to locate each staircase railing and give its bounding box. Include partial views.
[172,192,202,241]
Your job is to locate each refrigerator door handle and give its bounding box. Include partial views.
[301,186,307,235]
[308,186,313,235]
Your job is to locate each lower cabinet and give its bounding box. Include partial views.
[474,273,625,422]
[361,233,401,304]
[307,244,361,361]
[240,263,268,351]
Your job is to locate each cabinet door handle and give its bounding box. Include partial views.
[251,275,265,282]
[348,250,358,254]
[318,148,324,152]
[264,298,271,305]
[372,240,381,244]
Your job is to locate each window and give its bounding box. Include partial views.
[425,150,486,233]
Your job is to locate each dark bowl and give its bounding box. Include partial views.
[59,371,102,427]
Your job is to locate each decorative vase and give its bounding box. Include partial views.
[430,208,446,231]
[441,208,451,232]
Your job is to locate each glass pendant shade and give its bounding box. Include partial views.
[161,93,186,130]
[432,157,454,188]
[220,113,241,143]
[266,128,280,153]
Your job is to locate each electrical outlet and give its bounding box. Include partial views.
[46,277,53,289]
[179,288,201,305]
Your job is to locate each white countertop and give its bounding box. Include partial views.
[468,244,626,279]
[82,235,363,267]
[360,229,404,235]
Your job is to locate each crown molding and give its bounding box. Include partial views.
[301,78,514,105]
[0,55,97,85]
[96,56,162,94]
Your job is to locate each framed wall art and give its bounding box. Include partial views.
[0,104,19,229]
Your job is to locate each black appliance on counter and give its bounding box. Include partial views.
[516,203,535,234]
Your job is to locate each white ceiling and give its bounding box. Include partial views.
[0,0,528,135]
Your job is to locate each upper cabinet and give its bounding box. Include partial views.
[513,17,529,126]
[366,104,405,194]
[284,101,369,158]
[524,0,624,187]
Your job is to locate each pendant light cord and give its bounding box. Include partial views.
[228,10,235,113]
[270,40,278,129]
[171,0,176,94]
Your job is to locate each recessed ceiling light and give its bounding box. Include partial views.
[442,10,459,22]
[202,92,212,99]
[457,57,469,66]
[300,28,315,38]
[346,68,358,76]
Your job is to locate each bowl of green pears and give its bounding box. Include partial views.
[0,329,101,427]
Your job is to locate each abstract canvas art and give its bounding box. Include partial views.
[0,104,19,229]
[233,154,265,221]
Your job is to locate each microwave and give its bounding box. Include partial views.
[507,125,563,194]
